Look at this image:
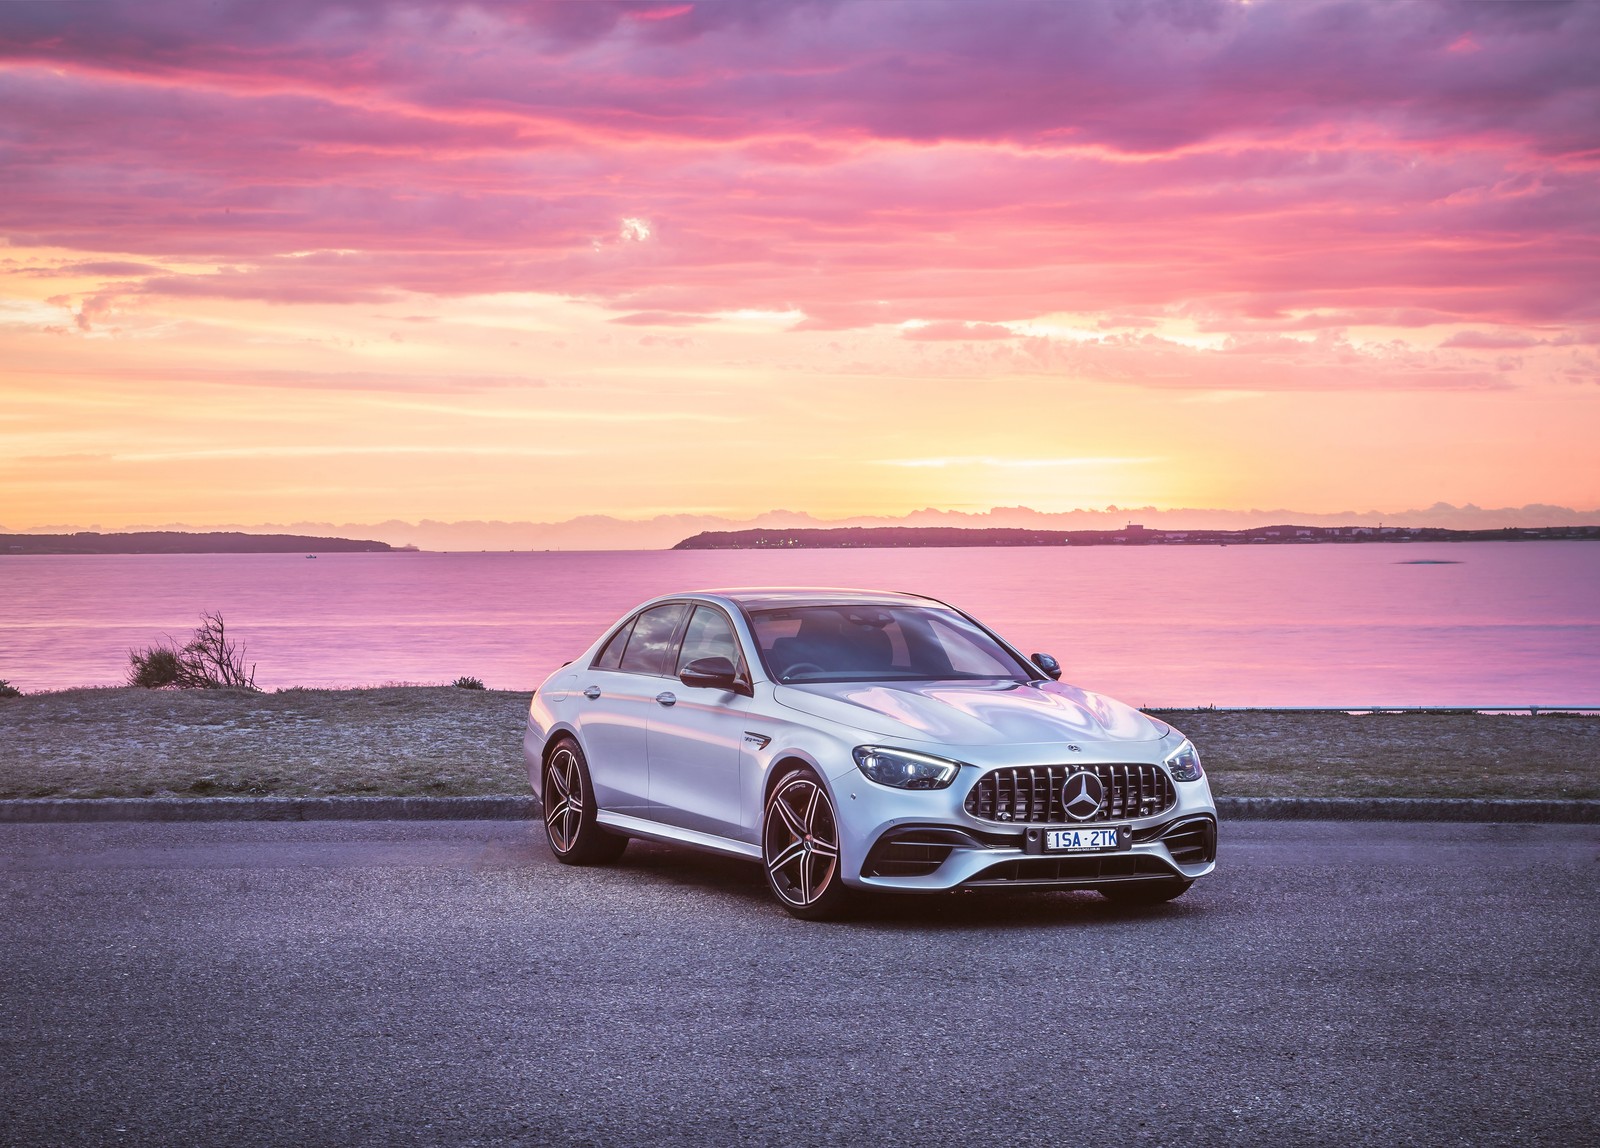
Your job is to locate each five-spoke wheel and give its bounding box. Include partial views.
[542,737,627,865]
[762,766,851,919]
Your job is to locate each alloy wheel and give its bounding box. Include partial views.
[763,774,840,908]
[545,746,584,853]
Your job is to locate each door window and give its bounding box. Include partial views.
[592,616,636,670]
[675,606,744,676]
[617,602,689,676]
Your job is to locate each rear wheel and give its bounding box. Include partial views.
[762,766,853,920]
[1098,878,1192,905]
[542,738,627,865]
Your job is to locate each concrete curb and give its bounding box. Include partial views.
[0,794,1595,825]
[1215,796,1599,823]
[0,795,539,824]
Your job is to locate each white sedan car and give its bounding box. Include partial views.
[525,588,1217,919]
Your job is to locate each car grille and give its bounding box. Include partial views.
[964,764,1175,824]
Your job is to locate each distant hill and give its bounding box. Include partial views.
[1,531,394,555]
[673,524,1600,549]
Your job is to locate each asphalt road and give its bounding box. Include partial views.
[2,820,1596,1147]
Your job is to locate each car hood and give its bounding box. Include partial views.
[772,679,1168,747]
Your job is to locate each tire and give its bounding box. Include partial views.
[762,765,853,920]
[542,737,627,866]
[1098,878,1192,905]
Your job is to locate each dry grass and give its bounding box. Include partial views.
[1152,709,1600,800]
[0,689,1594,801]
[0,687,530,799]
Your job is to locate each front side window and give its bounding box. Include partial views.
[616,602,689,676]
[676,605,745,676]
[749,605,1032,684]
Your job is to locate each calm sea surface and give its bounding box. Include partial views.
[2,543,1597,706]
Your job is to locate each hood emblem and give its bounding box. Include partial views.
[1061,771,1105,821]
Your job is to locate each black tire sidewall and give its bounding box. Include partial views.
[1099,878,1192,905]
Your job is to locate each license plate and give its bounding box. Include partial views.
[1044,826,1127,853]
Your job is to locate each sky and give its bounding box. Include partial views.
[3,0,1598,546]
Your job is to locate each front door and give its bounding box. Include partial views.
[647,604,752,841]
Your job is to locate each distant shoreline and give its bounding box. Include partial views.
[1,531,403,556]
[6,525,1599,555]
[674,524,1600,550]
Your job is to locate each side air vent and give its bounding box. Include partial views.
[862,828,983,878]
[1160,816,1217,865]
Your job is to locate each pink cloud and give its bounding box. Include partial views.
[0,0,1594,352]
[608,311,710,327]
[1441,330,1545,350]
[901,321,1016,341]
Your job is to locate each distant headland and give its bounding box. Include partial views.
[1,531,400,555]
[673,524,1600,550]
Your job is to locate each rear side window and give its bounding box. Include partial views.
[592,617,636,670]
[617,602,689,676]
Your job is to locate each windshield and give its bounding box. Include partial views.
[748,604,1034,684]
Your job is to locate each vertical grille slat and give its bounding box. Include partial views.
[964,763,1177,824]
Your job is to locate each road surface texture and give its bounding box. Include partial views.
[2,819,1596,1147]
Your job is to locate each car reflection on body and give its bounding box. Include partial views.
[524,588,1217,919]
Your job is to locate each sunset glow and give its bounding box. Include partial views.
[3,0,1598,544]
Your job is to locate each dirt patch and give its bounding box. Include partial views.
[1,689,1594,800]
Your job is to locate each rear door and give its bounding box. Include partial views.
[573,602,689,817]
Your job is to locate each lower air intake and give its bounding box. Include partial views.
[965,854,1175,886]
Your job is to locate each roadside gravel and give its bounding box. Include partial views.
[1,688,1595,801]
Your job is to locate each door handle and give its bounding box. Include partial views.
[583,686,601,699]
[655,691,677,707]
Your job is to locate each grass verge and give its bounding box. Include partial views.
[0,689,1594,801]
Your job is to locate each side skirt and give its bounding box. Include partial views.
[596,811,763,861]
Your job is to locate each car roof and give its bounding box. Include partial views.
[689,587,944,610]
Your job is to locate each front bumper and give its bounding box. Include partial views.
[835,764,1218,892]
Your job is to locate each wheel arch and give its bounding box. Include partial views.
[533,723,583,800]
[762,752,827,806]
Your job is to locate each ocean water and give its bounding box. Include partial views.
[1,542,1596,706]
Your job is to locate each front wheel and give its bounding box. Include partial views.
[762,767,853,920]
[1098,878,1192,905]
[542,738,627,866]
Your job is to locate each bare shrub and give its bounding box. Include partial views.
[0,679,21,699]
[128,611,259,690]
[128,647,183,688]
[452,675,486,690]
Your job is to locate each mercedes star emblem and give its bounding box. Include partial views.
[1061,770,1105,821]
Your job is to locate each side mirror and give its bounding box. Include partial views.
[1031,652,1063,681]
[680,655,749,694]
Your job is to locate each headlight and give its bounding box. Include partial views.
[853,746,963,790]
[1164,739,1204,782]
